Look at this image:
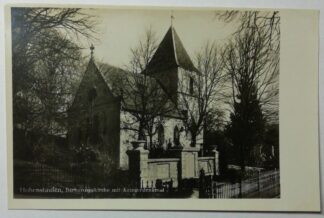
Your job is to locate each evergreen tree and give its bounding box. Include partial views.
[221,11,280,173]
[227,83,265,171]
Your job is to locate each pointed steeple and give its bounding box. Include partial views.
[90,43,95,59]
[146,26,198,74]
[85,43,99,76]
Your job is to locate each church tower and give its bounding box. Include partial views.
[145,24,200,105]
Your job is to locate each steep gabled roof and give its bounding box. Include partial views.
[97,63,128,97]
[97,63,178,116]
[146,26,199,73]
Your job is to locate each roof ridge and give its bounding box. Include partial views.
[171,27,179,66]
[146,26,198,73]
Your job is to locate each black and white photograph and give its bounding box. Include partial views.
[11,7,281,199]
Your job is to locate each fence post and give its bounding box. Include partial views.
[199,169,207,198]
[169,179,173,192]
[211,180,214,198]
[239,177,243,198]
[258,170,261,197]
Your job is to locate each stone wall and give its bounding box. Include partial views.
[198,156,217,176]
[127,141,219,189]
[146,158,179,188]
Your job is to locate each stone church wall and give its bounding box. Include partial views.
[68,61,121,168]
[119,110,204,170]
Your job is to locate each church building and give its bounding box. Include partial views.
[68,25,204,170]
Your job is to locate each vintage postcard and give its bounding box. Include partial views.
[5,5,320,211]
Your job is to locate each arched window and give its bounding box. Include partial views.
[88,87,97,103]
[91,114,99,143]
[139,127,146,140]
[86,117,90,140]
[157,124,165,147]
[86,87,99,145]
[77,127,82,145]
[174,125,180,146]
[189,77,194,95]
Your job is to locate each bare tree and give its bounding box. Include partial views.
[12,8,97,160]
[12,8,97,99]
[121,28,173,148]
[220,11,280,173]
[217,11,280,123]
[178,42,227,147]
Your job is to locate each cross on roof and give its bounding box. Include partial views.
[171,11,174,27]
[90,44,95,58]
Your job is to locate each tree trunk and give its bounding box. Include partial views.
[138,121,145,140]
[239,143,246,197]
[240,144,246,174]
[191,132,197,147]
[148,134,153,150]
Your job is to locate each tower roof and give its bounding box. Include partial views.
[146,26,198,73]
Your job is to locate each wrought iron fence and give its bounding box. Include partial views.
[201,169,280,198]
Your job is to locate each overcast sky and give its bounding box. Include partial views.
[80,8,237,68]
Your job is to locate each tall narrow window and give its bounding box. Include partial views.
[77,128,82,145]
[85,117,90,142]
[174,125,180,146]
[87,87,98,144]
[91,114,99,143]
[189,77,194,95]
[88,87,97,103]
[139,127,146,140]
[157,124,165,147]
